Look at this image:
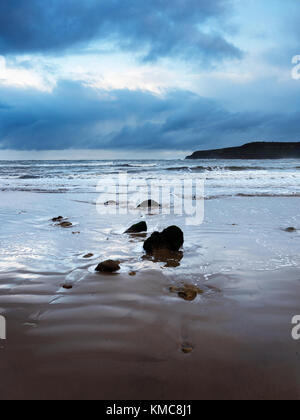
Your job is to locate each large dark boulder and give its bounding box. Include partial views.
[95,260,120,273]
[125,221,147,234]
[143,226,184,253]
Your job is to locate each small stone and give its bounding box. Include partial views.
[52,216,64,222]
[104,200,117,206]
[125,221,147,234]
[59,221,73,228]
[129,271,137,276]
[62,284,73,290]
[83,253,94,259]
[181,343,194,354]
[72,231,80,235]
[178,289,198,302]
[169,284,203,302]
[95,260,120,273]
[285,227,297,233]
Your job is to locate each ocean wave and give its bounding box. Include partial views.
[118,163,157,168]
[1,159,300,196]
[166,166,190,171]
[0,162,114,168]
[166,165,284,172]
[202,193,300,200]
[235,192,300,198]
[0,188,69,193]
[18,175,40,179]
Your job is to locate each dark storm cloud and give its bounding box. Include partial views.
[0,0,241,62]
[0,81,299,152]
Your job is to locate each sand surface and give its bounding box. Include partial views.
[0,192,300,400]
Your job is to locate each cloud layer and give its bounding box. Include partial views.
[0,1,298,155]
[0,81,299,152]
[0,0,241,62]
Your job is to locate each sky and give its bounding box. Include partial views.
[0,0,300,159]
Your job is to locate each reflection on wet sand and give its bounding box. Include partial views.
[143,250,184,268]
[1,267,300,400]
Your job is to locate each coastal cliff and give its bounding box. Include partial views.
[186,142,300,160]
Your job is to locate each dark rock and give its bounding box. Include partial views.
[95,260,120,273]
[52,216,73,228]
[179,289,197,302]
[62,284,73,290]
[144,226,184,253]
[129,271,137,276]
[59,221,73,228]
[169,284,203,301]
[83,253,94,259]
[72,231,80,235]
[104,200,117,206]
[52,216,64,222]
[181,342,194,354]
[137,199,161,210]
[285,227,297,232]
[125,221,147,234]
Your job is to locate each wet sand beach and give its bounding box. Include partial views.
[1,189,300,399]
[1,268,300,400]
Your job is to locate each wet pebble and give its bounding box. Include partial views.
[59,221,73,228]
[62,284,73,290]
[285,227,297,233]
[169,284,203,302]
[52,216,64,222]
[83,253,94,259]
[181,343,194,354]
[95,260,121,273]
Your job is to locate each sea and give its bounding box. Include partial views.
[1,158,300,197]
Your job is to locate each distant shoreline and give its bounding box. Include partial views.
[186,142,300,160]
